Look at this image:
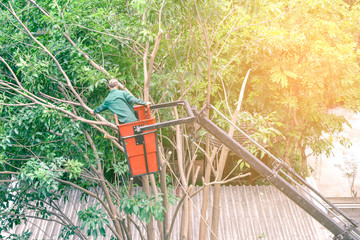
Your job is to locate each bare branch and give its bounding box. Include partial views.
[0,180,17,183]
[126,215,146,240]
[144,29,163,101]
[4,213,66,227]
[39,91,82,106]
[184,134,217,176]
[0,102,36,107]
[165,186,193,240]
[158,0,166,31]
[208,172,251,186]
[0,80,116,130]
[55,177,113,214]
[72,23,147,56]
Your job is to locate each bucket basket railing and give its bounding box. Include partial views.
[115,100,195,177]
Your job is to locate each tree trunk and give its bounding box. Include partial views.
[142,25,163,240]
[285,137,292,167]
[210,70,251,240]
[300,143,308,177]
[199,148,217,240]
[141,175,155,240]
[174,109,189,239]
[160,151,172,237]
[210,148,229,240]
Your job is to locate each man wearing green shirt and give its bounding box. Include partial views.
[91,79,149,124]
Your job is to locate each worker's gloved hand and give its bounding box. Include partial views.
[145,102,151,106]
[90,110,95,115]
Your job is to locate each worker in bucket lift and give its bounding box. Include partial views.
[90,79,150,124]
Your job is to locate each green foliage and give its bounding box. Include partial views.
[3,230,32,240]
[238,160,250,171]
[64,159,84,179]
[1,0,164,237]
[78,204,109,240]
[1,0,360,238]
[235,0,360,171]
[234,111,284,159]
[258,232,266,239]
[120,191,166,224]
[111,160,129,176]
[59,225,79,240]
[0,176,65,239]
[20,158,62,193]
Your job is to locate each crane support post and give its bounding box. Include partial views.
[193,109,359,240]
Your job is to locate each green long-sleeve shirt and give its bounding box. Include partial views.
[94,89,146,123]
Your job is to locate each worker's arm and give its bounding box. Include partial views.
[93,102,108,114]
[124,92,146,105]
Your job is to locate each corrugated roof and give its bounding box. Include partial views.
[8,185,333,240]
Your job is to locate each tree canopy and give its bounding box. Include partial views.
[1,0,360,239]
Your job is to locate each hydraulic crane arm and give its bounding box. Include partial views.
[193,106,360,240]
[137,100,360,240]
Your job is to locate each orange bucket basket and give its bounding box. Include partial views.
[116,105,160,177]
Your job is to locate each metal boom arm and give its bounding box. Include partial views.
[193,108,359,240]
[138,101,359,239]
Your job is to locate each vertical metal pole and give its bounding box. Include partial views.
[142,137,150,175]
[155,131,161,172]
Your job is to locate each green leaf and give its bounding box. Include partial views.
[99,227,106,237]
